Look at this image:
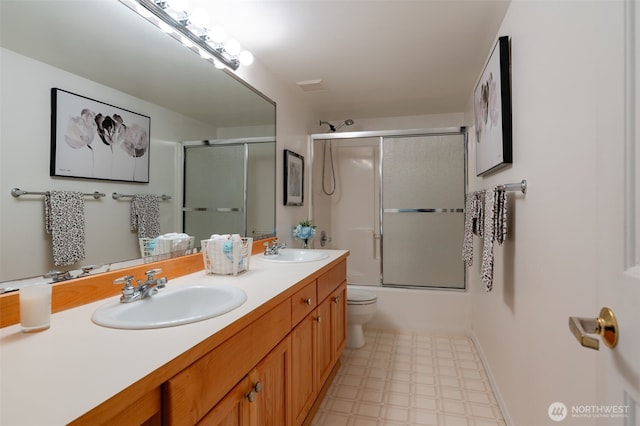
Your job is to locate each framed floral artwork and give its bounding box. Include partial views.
[284,149,304,206]
[474,36,512,177]
[50,88,151,183]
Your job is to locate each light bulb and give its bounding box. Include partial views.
[207,25,226,44]
[166,0,189,12]
[238,50,254,66]
[224,39,241,56]
[190,7,210,28]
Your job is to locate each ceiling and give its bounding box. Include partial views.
[190,0,511,120]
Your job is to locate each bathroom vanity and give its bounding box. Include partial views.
[0,249,348,425]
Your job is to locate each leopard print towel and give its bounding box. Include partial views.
[130,194,160,239]
[462,191,483,267]
[480,186,508,291]
[45,191,86,266]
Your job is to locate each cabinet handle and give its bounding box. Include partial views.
[246,381,263,402]
[304,298,312,305]
[333,295,340,304]
[246,390,256,403]
[254,381,263,393]
[315,316,322,323]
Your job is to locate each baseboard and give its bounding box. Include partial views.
[469,331,514,426]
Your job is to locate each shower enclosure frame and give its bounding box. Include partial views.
[182,137,276,244]
[309,127,468,290]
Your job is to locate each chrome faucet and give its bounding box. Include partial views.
[44,270,73,282]
[264,240,286,256]
[44,265,99,282]
[114,268,167,303]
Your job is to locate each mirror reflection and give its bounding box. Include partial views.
[183,139,276,245]
[0,0,276,282]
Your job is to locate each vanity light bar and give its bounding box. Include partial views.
[118,0,240,70]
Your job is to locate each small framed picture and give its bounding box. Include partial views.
[50,88,151,183]
[474,36,512,177]
[284,149,304,206]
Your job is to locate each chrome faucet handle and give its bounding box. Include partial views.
[144,268,163,280]
[142,269,167,292]
[156,276,168,288]
[114,275,137,301]
[78,264,98,277]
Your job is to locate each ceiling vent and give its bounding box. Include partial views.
[296,79,325,92]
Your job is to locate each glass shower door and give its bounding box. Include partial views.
[381,134,466,289]
[183,144,245,244]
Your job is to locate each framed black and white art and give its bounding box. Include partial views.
[474,36,512,177]
[50,88,151,183]
[284,149,304,206]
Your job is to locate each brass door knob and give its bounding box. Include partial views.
[569,307,618,350]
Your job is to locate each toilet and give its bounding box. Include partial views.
[346,285,378,349]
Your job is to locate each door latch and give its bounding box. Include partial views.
[569,307,618,350]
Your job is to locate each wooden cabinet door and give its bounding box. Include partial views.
[315,298,333,390]
[198,378,250,426]
[291,313,316,425]
[331,282,347,360]
[248,336,291,426]
[200,337,291,426]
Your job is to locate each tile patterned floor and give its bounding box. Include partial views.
[312,329,506,426]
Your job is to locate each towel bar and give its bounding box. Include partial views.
[499,179,527,194]
[11,188,105,199]
[112,193,172,200]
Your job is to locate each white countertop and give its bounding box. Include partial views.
[0,250,347,425]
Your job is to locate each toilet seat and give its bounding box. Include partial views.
[347,288,377,305]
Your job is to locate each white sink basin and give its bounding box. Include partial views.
[261,249,329,263]
[92,285,247,329]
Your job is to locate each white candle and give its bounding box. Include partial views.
[20,283,51,332]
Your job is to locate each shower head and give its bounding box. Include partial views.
[319,119,355,132]
[319,120,336,132]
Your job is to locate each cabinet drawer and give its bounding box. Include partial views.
[163,299,291,426]
[317,259,346,302]
[291,280,317,326]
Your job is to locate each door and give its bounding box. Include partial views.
[568,2,640,423]
[315,298,333,389]
[597,1,640,421]
[381,133,466,289]
[331,283,347,357]
[198,377,250,426]
[248,336,291,426]
[291,313,316,425]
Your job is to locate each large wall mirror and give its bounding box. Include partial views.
[0,0,276,282]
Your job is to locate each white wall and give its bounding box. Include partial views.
[234,59,315,247]
[466,1,624,424]
[0,48,219,281]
